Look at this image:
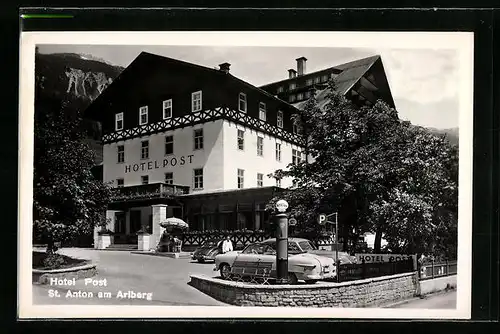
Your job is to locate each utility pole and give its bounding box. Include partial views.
[275,199,289,284]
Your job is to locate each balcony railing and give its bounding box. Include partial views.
[112,183,190,202]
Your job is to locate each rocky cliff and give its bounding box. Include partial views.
[35,52,124,165]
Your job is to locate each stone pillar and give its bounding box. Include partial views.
[94,210,118,249]
[151,204,168,249]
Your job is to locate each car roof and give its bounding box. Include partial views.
[261,238,310,243]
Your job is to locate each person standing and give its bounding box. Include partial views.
[222,235,233,253]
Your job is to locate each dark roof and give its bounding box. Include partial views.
[85,51,297,119]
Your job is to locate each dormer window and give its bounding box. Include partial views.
[306,79,313,86]
[314,77,321,84]
[297,93,304,100]
[277,86,284,93]
[277,110,283,128]
[163,99,172,119]
[259,102,267,121]
[238,93,247,113]
[289,82,296,90]
[139,106,148,125]
[289,95,296,102]
[322,75,329,82]
[192,91,202,112]
[115,112,123,131]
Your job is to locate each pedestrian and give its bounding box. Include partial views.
[222,235,233,254]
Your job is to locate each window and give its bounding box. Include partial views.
[292,120,303,135]
[257,136,264,156]
[116,178,124,188]
[297,93,303,100]
[257,173,263,187]
[276,178,282,187]
[306,78,313,86]
[238,93,247,112]
[115,113,123,131]
[292,149,302,165]
[141,175,149,185]
[141,140,149,159]
[237,169,244,189]
[277,110,283,128]
[163,99,172,119]
[289,95,296,102]
[165,172,173,185]
[193,168,204,190]
[194,128,204,150]
[139,106,148,125]
[117,145,125,163]
[275,143,281,161]
[314,77,321,84]
[165,135,174,155]
[322,75,329,82]
[237,129,245,150]
[289,82,296,90]
[277,86,284,93]
[305,91,311,99]
[259,102,267,121]
[191,91,202,112]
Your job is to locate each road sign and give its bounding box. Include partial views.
[318,214,327,225]
[289,218,297,226]
[276,199,289,212]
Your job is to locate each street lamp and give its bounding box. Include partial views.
[275,199,289,284]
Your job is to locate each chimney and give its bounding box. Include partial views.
[296,56,307,76]
[219,62,231,73]
[288,69,297,79]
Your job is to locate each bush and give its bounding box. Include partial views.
[43,253,65,269]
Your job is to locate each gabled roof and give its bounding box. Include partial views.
[291,55,384,110]
[84,52,297,120]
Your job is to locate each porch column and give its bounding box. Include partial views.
[151,204,168,249]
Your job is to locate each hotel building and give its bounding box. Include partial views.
[84,52,395,249]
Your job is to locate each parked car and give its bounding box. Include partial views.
[261,238,358,265]
[192,239,224,263]
[214,241,336,284]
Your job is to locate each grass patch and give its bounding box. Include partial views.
[33,251,89,270]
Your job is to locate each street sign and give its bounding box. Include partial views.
[289,218,297,226]
[276,199,289,212]
[318,214,327,225]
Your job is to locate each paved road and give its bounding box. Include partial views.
[32,248,226,306]
[393,291,457,309]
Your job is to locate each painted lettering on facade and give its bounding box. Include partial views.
[124,155,194,173]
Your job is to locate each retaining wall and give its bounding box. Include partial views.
[419,275,457,295]
[190,272,419,307]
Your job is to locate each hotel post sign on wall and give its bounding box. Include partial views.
[123,154,195,174]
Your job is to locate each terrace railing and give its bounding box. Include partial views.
[418,260,457,280]
[337,259,415,282]
[112,183,190,202]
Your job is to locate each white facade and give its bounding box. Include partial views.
[102,118,305,191]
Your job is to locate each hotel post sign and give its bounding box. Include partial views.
[123,154,195,173]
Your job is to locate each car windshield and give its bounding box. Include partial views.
[201,240,219,248]
[263,241,305,254]
[242,244,275,255]
[298,241,317,251]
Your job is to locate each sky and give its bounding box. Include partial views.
[38,44,460,129]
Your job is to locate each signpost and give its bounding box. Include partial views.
[318,212,339,282]
[288,218,297,226]
[275,200,289,284]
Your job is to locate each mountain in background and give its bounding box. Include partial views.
[426,127,459,146]
[35,51,125,165]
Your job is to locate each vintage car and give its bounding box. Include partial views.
[261,238,358,265]
[214,241,336,284]
[191,239,224,263]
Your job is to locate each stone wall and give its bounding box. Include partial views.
[33,264,98,285]
[190,272,419,307]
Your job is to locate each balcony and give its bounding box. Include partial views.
[112,183,190,203]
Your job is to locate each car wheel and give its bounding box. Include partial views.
[220,263,231,280]
[304,279,318,284]
[287,273,298,285]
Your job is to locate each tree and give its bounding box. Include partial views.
[33,78,113,254]
[268,81,458,257]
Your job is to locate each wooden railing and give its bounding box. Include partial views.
[112,183,190,202]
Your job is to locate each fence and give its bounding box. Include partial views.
[418,260,457,281]
[337,259,415,282]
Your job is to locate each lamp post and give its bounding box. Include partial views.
[275,199,289,284]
